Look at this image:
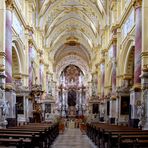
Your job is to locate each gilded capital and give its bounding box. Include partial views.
[44,63,49,67]
[133,0,142,9]
[99,58,105,64]
[13,73,22,80]
[112,38,117,45]
[0,52,6,57]
[0,65,5,72]
[39,59,44,64]
[0,52,6,72]
[95,63,99,69]
[28,39,33,47]
[5,83,15,91]
[5,0,14,10]
[142,65,148,72]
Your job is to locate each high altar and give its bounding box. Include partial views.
[57,65,87,118]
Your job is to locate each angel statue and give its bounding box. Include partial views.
[137,102,144,128]
[0,101,10,116]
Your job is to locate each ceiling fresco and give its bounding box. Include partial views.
[38,0,106,80]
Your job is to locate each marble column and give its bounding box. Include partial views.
[61,88,66,117]
[0,0,6,127]
[39,64,44,86]
[0,1,7,128]
[112,41,117,96]
[28,41,33,89]
[78,89,82,116]
[141,68,148,129]
[101,63,105,98]
[110,35,117,124]
[130,0,142,128]
[65,90,68,112]
[5,0,13,84]
[141,0,148,130]
[39,51,44,87]
[0,0,6,87]
[46,72,49,94]
[115,97,120,125]
[5,0,16,127]
[109,99,116,124]
[134,0,142,85]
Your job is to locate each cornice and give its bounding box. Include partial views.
[117,1,135,28]
[141,51,148,58]
[142,65,148,72]
[131,83,141,91]
[13,1,28,29]
[13,73,22,80]
[111,95,116,100]
[116,75,123,78]
[123,74,132,80]
[21,73,29,77]
[104,85,112,89]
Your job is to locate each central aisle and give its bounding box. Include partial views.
[51,128,97,148]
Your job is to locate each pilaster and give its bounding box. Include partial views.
[129,0,142,128]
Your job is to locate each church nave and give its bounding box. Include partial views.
[1,0,148,147]
[51,128,97,148]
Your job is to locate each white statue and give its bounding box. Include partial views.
[100,107,105,117]
[0,88,3,99]
[0,101,10,116]
[137,104,144,120]
[137,103,144,128]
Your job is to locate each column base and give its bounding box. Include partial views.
[129,119,139,128]
[29,117,34,123]
[100,117,104,122]
[143,122,148,130]
[130,89,141,120]
[5,83,15,91]
[5,90,16,119]
[109,118,115,124]
[6,118,17,127]
[0,120,8,128]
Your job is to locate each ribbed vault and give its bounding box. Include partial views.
[39,0,106,81]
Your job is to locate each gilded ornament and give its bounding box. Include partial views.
[5,0,14,10]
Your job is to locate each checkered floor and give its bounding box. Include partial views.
[51,128,97,148]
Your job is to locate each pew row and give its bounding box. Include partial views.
[86,123,148,148]
[0,122,59,148]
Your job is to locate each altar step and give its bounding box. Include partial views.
[51,128,97,148]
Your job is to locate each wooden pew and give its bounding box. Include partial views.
[86,122,148,148]
[0,138,32,148]
[0,122,59,148]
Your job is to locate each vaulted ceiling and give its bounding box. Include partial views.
[38,0,107,76]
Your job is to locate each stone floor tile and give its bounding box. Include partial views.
[51,128,97,148]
